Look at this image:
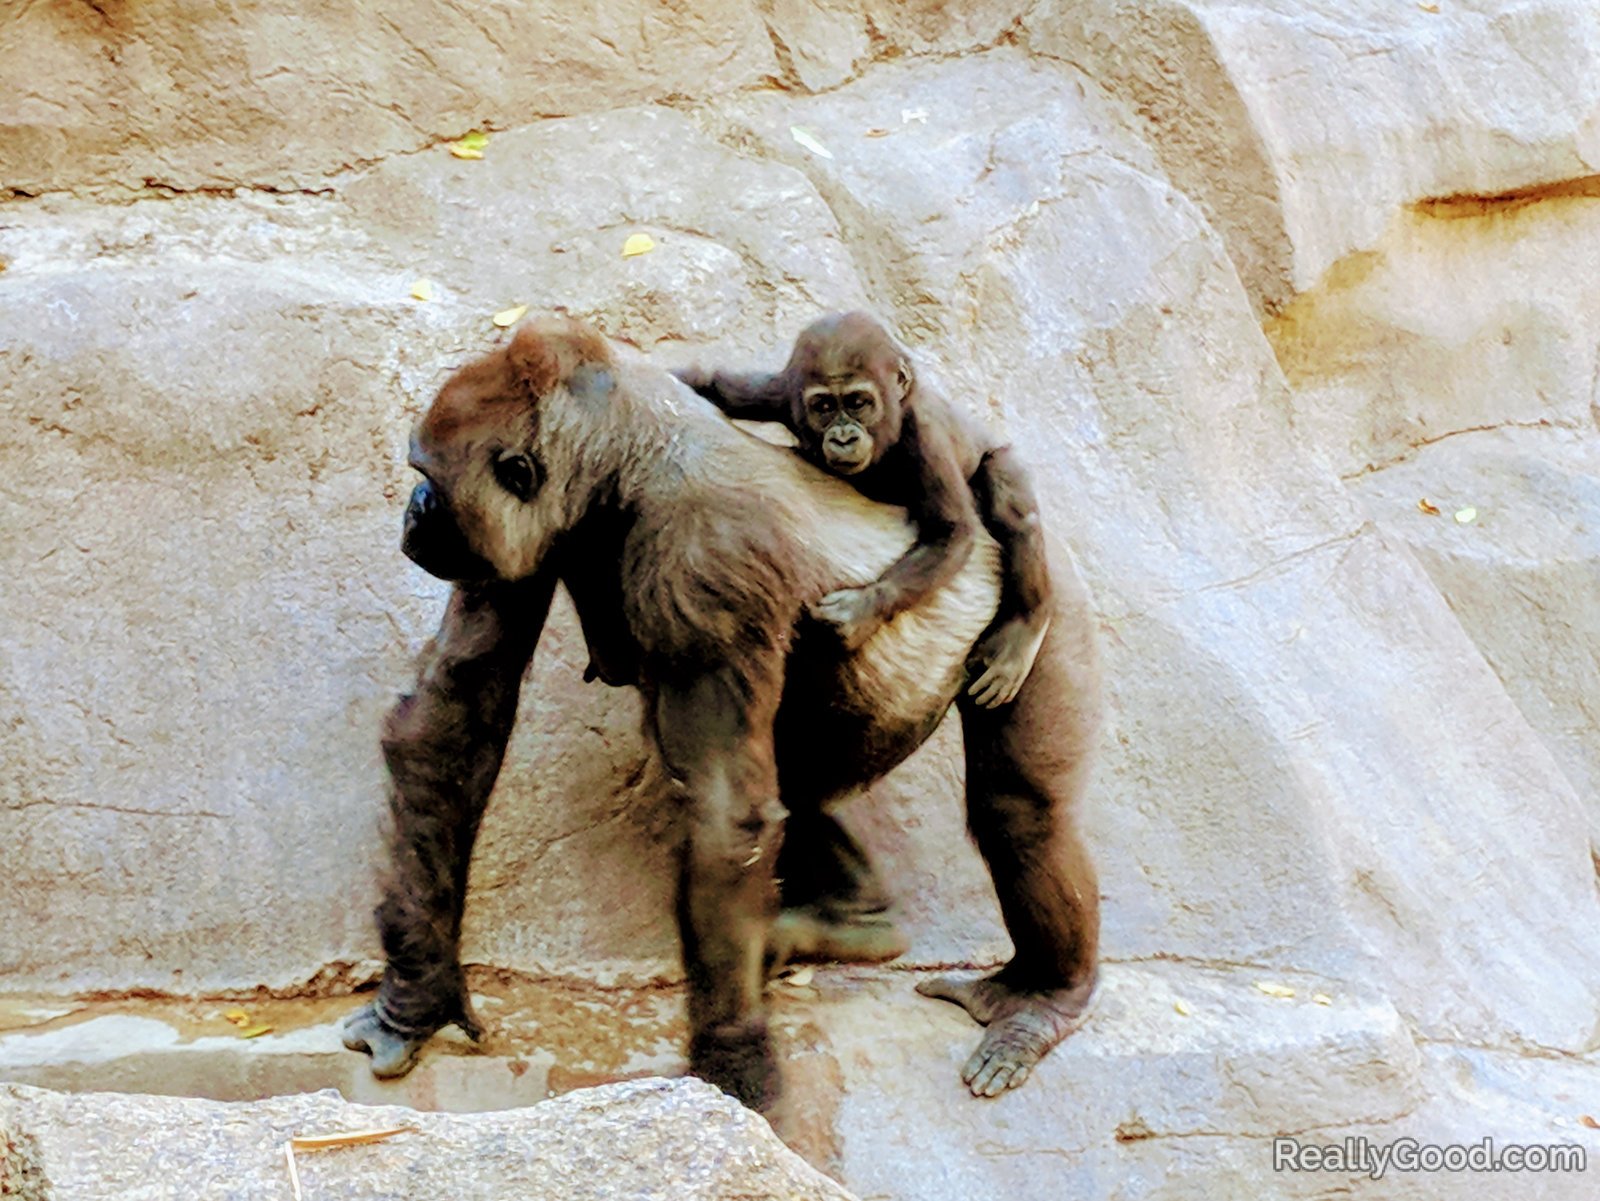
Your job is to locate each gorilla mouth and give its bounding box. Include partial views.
[824,445,872,474]
[401,534,497,583]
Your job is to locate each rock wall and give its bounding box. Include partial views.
[4,2,1600,1198]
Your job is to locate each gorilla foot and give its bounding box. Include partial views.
[769,905,910,974]
[340,1003,430,1080]
[915,970,1094,1097]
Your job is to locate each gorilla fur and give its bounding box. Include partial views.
[343,316,1103,1112]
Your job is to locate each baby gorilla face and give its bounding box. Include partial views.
[802,381,881,475]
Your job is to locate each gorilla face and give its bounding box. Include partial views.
[786,313,910,478]
[400,473,497,582]
[801,381,882,475]
[397,318,614,584]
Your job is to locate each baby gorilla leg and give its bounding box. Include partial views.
[920,656,1100,1095]
[769,810,910,972]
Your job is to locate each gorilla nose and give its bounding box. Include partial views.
[410,479,438,515]
[828,428,862,447]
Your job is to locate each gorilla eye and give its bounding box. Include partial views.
[810,395,838,415]
[843,391,872,412]
[492,450,542,502]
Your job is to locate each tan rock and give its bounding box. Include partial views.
[1,1078,856,1201]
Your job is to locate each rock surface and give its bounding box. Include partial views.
[4,1,1600,1198]
[0,1078,855,1201]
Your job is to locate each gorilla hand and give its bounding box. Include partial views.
[967,615,1050,708]
[809,586,885,650]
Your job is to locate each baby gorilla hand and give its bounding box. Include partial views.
[967,616,1050,708]
[809,587,885,650]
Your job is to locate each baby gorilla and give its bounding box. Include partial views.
[676,312,1050,707]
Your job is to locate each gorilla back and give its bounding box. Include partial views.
[347,316,1102,1113]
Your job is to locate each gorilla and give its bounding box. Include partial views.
[341,316,1102,1112]
[675,311,1054,708]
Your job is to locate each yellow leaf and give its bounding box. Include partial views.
[1417,498,1441,516]
[621,233,656,258]
[492,304,528,328]
[1254,981,1296,999]
[1454,507,1478,524]
[1580,1115,1600,1130]
[450,130,489,159]
[291,1126,414,1152]
[1313,993,1333,1006]
[789,126,834,159]
[1418,1,1440,11]
[1173,999,1191,1017]
[239,1024,273,1038]
[409,279,434,302]
[224,1008,251,1025]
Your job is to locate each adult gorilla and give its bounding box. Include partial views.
[342,316,1102,1112]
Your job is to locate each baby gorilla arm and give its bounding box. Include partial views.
[965,445,1054,708]
[671,365,791,421]
[812,408,979,648]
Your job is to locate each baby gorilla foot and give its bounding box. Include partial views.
[768,905,911,975]
[966,616,1050,708]
[340,1003,430,1080]
[915,970,1094,1097]
[808,587,885,651]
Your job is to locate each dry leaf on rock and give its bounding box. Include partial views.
[223,1008,251,1026]
[1173,999,1192,1017]
[1454,507,1478,524]
[238,1024,273,1038]
[1254,982,1296,999]
[789,126,834,159]
[1417,498,1441,516]
[291,1127,414,1151]
[285,1144,302,1201]
[622,233,656,258]
[1313,993,1333,1006]
[493,304,529,328]
[865,128,891,138]
[409,279,434,302]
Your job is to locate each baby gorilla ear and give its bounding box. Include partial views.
[895,356,915,400]
[507,316,618,398]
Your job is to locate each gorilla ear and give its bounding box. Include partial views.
[508,317,617,399]
[895,356,914,398]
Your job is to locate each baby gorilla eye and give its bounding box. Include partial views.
[810,395,838,415]
[843,391,873,412]
[492,450,542,502]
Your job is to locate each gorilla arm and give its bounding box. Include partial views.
[343,572,557,1076]
[811,407,980,650]
[671,364,791,421]
[965,445,1054,709]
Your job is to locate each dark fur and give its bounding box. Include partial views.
[351,316,1102,1110]
[675,312,1054,707]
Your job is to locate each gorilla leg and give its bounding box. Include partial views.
[769,809,910,970]
[654,670,785,1111]
[918,560,1102,1096]
[343,574,555,1078]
